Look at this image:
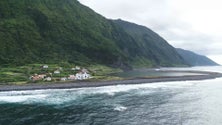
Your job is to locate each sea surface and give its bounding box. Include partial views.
[0,66,222,125]
[112,68,205,78]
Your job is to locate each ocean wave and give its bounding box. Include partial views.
[0,94,47,103]
[114,105,127,112]
[0,81,196,105]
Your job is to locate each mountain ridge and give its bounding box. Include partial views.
[176,48,219,66]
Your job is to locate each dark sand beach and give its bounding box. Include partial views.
[0,70,222,92]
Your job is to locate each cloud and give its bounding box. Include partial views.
[78,0,222,64]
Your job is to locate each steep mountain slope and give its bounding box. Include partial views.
[0,0,187,69]
[176,48,219,66]
[112,19,186,67]
[0,0,122,66]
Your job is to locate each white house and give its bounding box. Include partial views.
[54,70,60,74]
[42,65,48,69]
[61,77,67,81]
[82,72,90,79]
[44,77,52,81]
[75,72,83,80]
[75,66,80,70]
[75,72,91,80]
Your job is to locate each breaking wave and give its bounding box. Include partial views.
[114,105,127,112]
[0,81,197,105]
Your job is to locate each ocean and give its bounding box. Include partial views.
[0,66,222,125]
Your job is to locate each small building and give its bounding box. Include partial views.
[82,72,90,79]
[30,74,46,81]
[30,75,42,81]
[75,72,83,80]
[75,72,91,80]
[71,66,81,71]
[75,66,80,70]
[38,74,46,79]
[81,68,89,73]
[61,77,67,81]
[31,76,41,81]
[68,75,76,80]
[54,70,60,74]
[42,65,48,69]
[44,77,52,81]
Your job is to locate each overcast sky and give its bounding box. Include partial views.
[79,0,222,64]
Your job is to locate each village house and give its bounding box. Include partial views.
[81,68,89,73]
[75,72,83,80]
[71,66,81,71]
[42,65,48,69]
[60,77,67,81]
[30,75,41,81]
[38,74,47,79]
[54,70,60,74]
[75,72,91,80]
[68,75,76,80]
[44,77,52,81]
[30,74,46,81]
[75,66,80,70]
[82,72,90,79]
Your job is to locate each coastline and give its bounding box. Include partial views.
[0,71,222,92]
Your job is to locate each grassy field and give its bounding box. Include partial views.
[0,64,123,85]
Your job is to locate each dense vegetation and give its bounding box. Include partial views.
[113,20,187,67]
[0,0,188,69]
[176,48,219,66]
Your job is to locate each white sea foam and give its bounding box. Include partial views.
[114,105,127,112]
[82,81,195,95]
[0,94,47,103]
[0,80,197,104]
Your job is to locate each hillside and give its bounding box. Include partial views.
[176,48,219,66]
[112,19,187,67]
[0,0,187,69]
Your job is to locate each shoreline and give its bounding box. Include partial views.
[0,71,222,92]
